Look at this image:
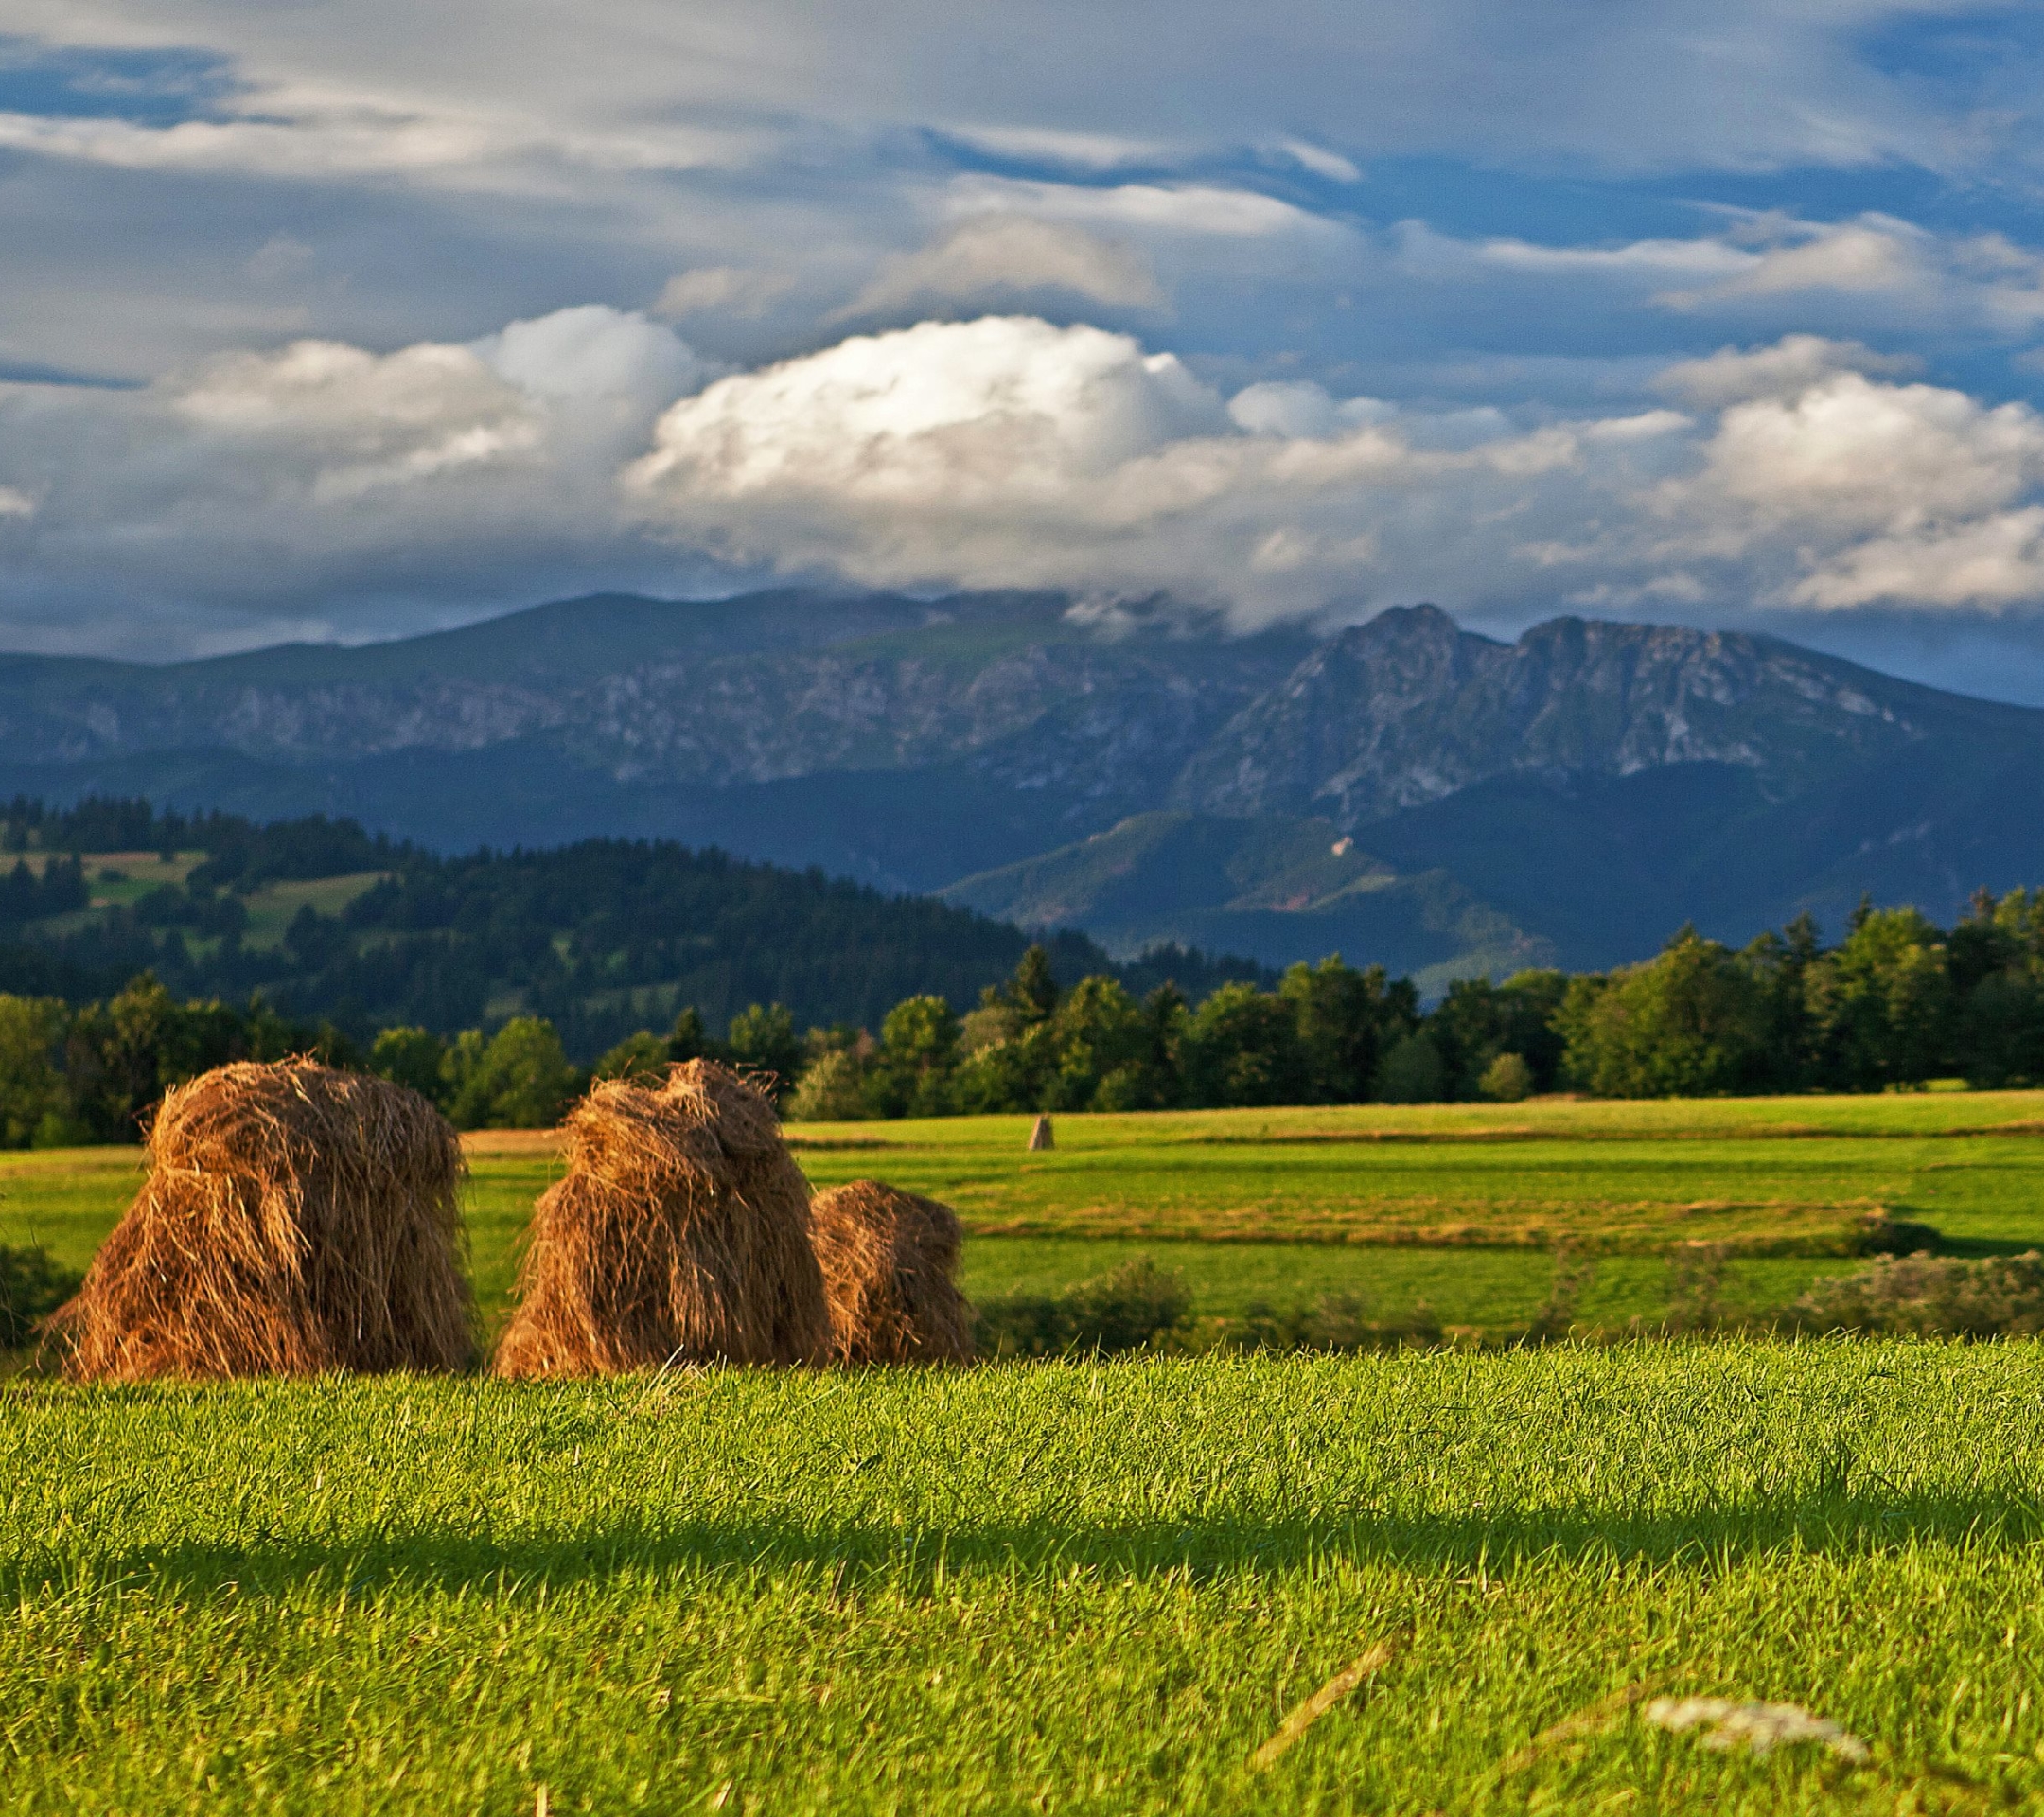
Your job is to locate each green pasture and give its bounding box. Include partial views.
[8,1345,2044,1813]
[10,1089,2044,1335]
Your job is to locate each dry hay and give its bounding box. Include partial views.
[53,1058,474,1382]
[494,1059,828,1376]
[808,1179,975,1365]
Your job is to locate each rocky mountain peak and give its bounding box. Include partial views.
[1170,604,1967,828]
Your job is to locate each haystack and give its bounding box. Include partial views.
[53,1059,474,1382]
[494,1059,827,1376]
[808,1179,975,1365]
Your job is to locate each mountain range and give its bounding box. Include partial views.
[9,589,2044,986]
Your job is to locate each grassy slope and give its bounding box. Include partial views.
[10,1090,2044,1333]
[8,1346,2044,1813]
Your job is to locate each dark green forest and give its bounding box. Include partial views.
[0,797,1259,1058]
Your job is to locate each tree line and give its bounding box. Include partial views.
[6,885,2041,1144]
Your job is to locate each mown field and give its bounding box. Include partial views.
[8,1094,2044,1810]
[9,1346,2044,1813]
[8,1089,2044,1335]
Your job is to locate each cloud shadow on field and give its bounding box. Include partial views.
[16,1482,2044,1600]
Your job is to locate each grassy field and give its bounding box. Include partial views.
[9,1089,2044,1335]
[9,1096,2044,1809]
[8,1345,2044,1812]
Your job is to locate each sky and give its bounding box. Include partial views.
[8,4,2044,697]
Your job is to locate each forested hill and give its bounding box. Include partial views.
[0,798,1265,1060]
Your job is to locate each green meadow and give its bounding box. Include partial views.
[9,1094,2044,1810]
[9,1346,2044,1813]
[9,1089,2044,1334]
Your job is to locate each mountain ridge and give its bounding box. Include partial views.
[3,588,2040,975]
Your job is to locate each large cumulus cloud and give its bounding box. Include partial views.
[626,315,2044,624]
[0,305,710,645]
[10,308,2044,654]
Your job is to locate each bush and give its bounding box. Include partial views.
[788,1050,870,1121]
[975,1257,1189,1356]
[0,1243,80,1349]
[1791,1252,2044,1337]
[369,1026,449,1103]
[1478,1051,1534,1103]
[592,1029,670,1084]
[447,1016,579,1129]
[1226,1292,1446,1353]
[1374,1032,1444,1103]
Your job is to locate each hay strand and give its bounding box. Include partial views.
[1250,1632,1406,1769]
[52,1058,474,1381]
[808,1179,976,1365]
[493,1060,828,1376]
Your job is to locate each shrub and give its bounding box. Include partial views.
[1478,1051,1534,1103]
[975,1257,1189,1356]
[446,1016,580,1130]
[591,1030,670,1084]
[369,1026,449,1103]
[1226,1292,1445,1353]
[1791,1252,2044,1337]
[788,1050,870,1121]
[0,1243,79,1349]
[1374,1032,1444,1103]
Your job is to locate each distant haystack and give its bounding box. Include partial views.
[1028,1114,1054,1152]
[494,1060,827,1376]
[54,1059,473,1382]
[809,1179,975,1365]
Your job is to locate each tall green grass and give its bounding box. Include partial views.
[7,1345,2044,1812]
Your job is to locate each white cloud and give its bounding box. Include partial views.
[9,313,2044,655]
[1678,371,2044,538]
[655,267,794,320]
[0,305,708,640]
[1400,213,2044,339]
[1278,139,1362,183]
[1227,381,1393,438]
[945,176,1341,241]
[9,0,1999,185]
[472,304,705,402]
[1656,333,1917,406]
[0,97,760,191]
[1424,227,1748,281]
[936,124,1178,170]
[841,216,1164,318]
[1788,508,2044,609]
[623,315,1651,613]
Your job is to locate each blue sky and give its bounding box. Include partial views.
[7,2,2044,697]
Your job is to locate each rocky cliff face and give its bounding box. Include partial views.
[0,593,1316,796]
[1167,605,1989,827]
[0,595,2005,809]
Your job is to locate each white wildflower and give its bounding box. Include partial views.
[1645,1696,1869,1763]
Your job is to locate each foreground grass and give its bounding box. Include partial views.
[7,1345,2044,1812]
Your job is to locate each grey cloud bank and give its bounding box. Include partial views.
[8,2,2044,691]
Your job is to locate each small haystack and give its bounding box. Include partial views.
[54,1059,474,1382]
[808,1179,975,1365]
[1028,1114,1054,1152]
[494,1060,827,1376]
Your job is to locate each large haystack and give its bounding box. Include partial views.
[808,1179,975,1365]
[494,1059,828,1376]
[54,1059,474,1382]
